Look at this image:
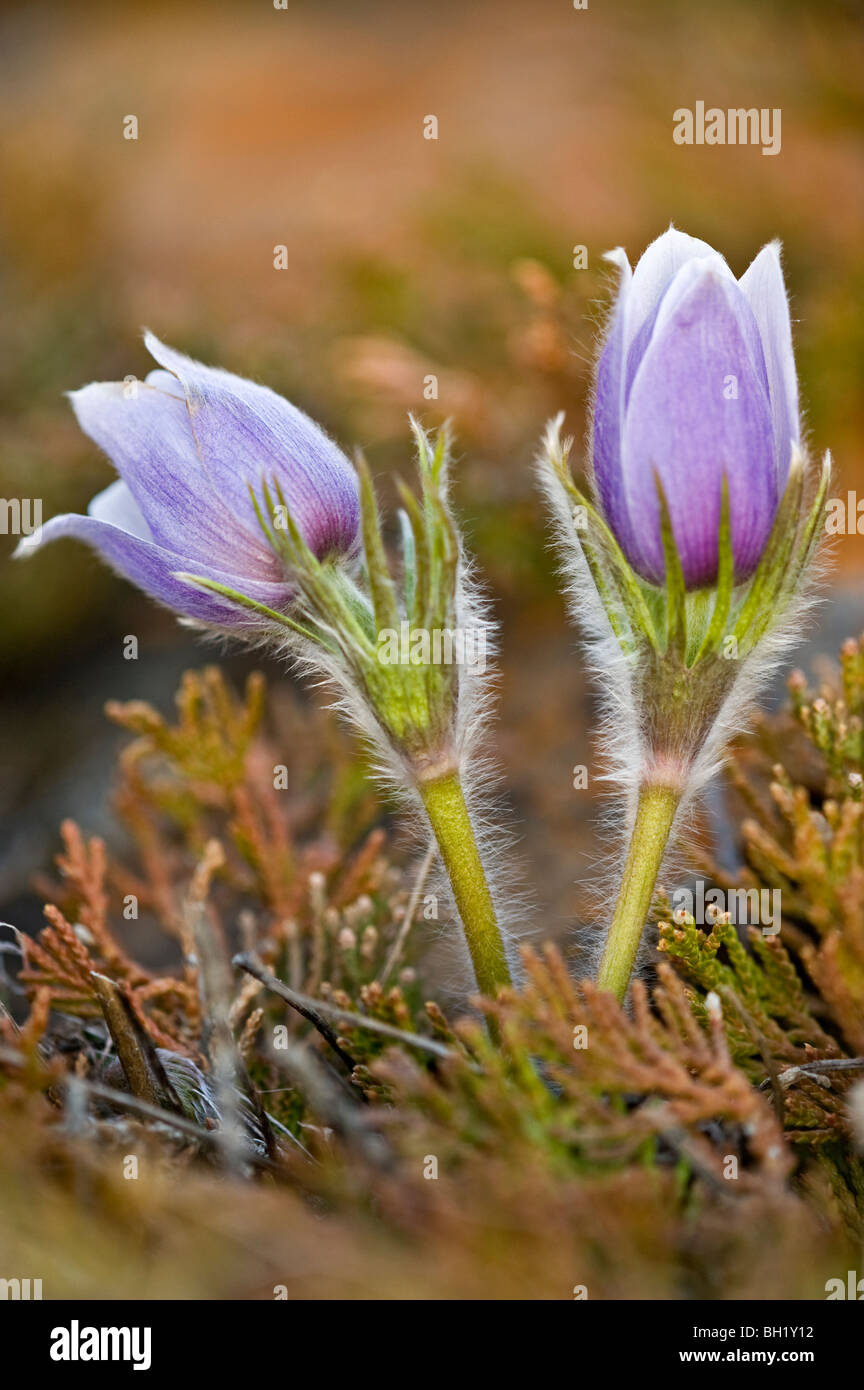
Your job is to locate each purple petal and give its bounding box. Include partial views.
[25,510,296,628]
[593,249,642,562]
[621,227,723,399]
[620,266,777,587]
[738,242,800,486]
[144,333,360,558]
[593,236,733,558]
[87,477,150,535]
[69,382,277,580]
[647,257,770,401]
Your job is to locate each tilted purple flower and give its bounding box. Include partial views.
[592,228,800,589]
[17,333,360,628]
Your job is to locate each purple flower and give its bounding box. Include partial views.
[593,228,800,589]
[17,333,360,627]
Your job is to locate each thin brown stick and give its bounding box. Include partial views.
[234,952,453,1061]
[761,1057,864,1091]
[233,952,362,1072]
[90,972,183,1113]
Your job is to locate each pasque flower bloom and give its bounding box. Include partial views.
[593,227,800,588]
[17,333,360,628]
[19,334,510,1011]
[540,226,829,1006]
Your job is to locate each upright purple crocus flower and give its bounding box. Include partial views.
[17,333,360,629]
[592,228,800,588]
[540,226,829,1005]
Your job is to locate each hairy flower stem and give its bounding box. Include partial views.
[597,782,681,1001]
[418,771,511,1002]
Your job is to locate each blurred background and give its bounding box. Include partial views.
[1,0,863,944]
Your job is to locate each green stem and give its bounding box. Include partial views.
[597,782,680,1002]
[418,771,512,999]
